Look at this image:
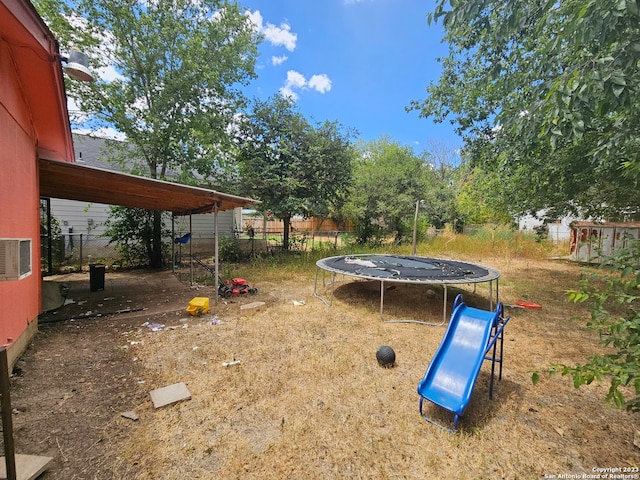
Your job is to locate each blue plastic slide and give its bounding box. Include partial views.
[417,294,509,431]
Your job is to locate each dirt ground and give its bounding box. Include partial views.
[10,269,205,479]
[7,257,640,479]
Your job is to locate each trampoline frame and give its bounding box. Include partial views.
[313,254,500,325]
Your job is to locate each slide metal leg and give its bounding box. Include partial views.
[419,397,459,433]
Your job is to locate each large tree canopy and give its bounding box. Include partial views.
[411,0,640,221]
[238,95,356,250]
[74,0,260,180]
[344,137,443,244]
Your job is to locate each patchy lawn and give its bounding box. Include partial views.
[10,255,640,479]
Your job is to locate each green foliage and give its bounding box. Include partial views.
[412,0,640,221]
[343,137,457,244]
[218,237,246,263]
[71,0,259,178]
[238,95,356,250]
[550,238,640,411]
[39,202,65,272]
[103,207,170,268]
[455,161,513,225]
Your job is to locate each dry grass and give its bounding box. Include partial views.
[109,237,640,479]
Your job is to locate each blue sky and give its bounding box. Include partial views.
[241,0,460,152]
[72,0,459,153]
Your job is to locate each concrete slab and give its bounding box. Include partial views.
[0,454,54,480]
[240,301,265,310]
[149,382,191,409]
[121,410,139,421]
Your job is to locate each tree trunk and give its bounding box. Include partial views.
[283,216,291,251]
[150,210,163,268]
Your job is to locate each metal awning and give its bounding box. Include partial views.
[39,158,259,214]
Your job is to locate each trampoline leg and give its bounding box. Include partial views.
[313,267,320,293]
[313,268,335,307]
[443,285,448,324]
[329,272,336,304]
[490,279,500,311]
[380,280,385,319]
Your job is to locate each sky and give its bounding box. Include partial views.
[241,0,460,152]
[71,0,459,153]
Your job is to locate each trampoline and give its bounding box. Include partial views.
[313,254,500,325]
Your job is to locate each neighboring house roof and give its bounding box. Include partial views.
[72,133,175,177]
[73,133,129,170]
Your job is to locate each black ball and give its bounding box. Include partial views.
[376,345,395,368]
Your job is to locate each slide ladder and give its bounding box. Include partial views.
[417,294,510,431]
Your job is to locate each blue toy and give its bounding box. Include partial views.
[173,232,191,244]
[417,294,510,432]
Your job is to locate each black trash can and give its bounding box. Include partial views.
[89,263,105,292]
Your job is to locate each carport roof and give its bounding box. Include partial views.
[39,158,259,215]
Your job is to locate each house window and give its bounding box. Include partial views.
[0,239,32,281]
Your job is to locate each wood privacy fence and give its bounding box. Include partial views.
[242,217,354,236]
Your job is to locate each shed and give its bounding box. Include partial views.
[569,222,640,263]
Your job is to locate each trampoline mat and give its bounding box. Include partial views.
[319,255,494,282]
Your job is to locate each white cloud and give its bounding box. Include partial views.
[263,22,297,51]
[72,127,127,141]
[246,10,297,51]
[279,86,298,101]
[271,55,288,66]
[286,70,307,89]
[308,74,332,93]
[98,64,123,83]
[279,70,333,101]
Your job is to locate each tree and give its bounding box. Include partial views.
[454,161,512,226]
[36,0,261,267]
[237,95,356,250]
[420,141,460,230]
[416,0,640,409]
[409,0,640,221]
[344,137,440,244]
[103,207,171,268]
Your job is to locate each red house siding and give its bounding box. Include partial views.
[0,1,70,367]
[0,109,40,342]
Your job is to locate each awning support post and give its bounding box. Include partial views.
[214,201,220,305]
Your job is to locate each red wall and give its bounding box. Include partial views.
[0,41,41,347]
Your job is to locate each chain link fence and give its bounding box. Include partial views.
[41,233,120,274]
[40,229,355,275]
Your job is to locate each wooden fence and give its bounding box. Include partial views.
[242,217,354,235]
